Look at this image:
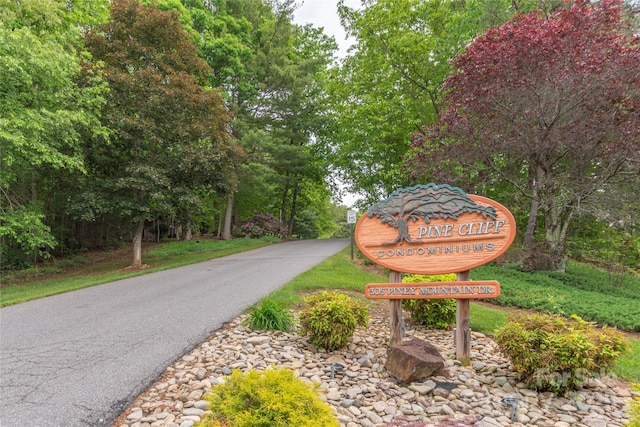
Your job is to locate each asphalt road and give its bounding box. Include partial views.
[0,238,349,427]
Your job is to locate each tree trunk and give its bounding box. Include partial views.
[523,197,539,249]
[185,212,193,241]
[222,193,233,240]
[543,202,573,272]
[131,219,145,268]
[287,180,299,236]
[523,166,542,249]
[280,175,290,225]
[31,172,38,264]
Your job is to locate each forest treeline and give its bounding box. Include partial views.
[1,0,638,272]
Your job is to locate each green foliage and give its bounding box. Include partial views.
[0,205,57,267]
[0,0,109,267]
[495,313,629,394]
[293,210,320,239]
[327,0,514,207]
[629,384,640,427]
[321,204,352,239]
[244,298,295,332]
[473,263,640,331]
[298,291,369,351]
[568,214,640,276]
[402,274,457,330]
[470,302,640,384]
[82,0,243,267]
[198,368,339,427]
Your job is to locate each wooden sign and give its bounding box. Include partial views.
[365,280,500,300]
[355,183,516,275]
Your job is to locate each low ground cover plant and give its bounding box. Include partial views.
[402,274,457,330]
[298,291,369,351]
[495,312,629,394]
[244,298,295,332]
[473,263,640,331]
[198,368,338,427]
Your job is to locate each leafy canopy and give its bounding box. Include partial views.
[410,0,640,270]
[0,0,108,263]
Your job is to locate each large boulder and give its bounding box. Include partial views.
[385,338,448,383]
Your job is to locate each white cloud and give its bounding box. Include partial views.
[292,0,361,59]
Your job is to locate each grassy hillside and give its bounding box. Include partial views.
[472,263,640,331]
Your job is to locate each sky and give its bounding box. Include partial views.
[292,0,361,59]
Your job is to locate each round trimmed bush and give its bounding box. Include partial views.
[198,368,339,427]
[402,274,457,330]
[298,291,369,351]
[495,313,629,394]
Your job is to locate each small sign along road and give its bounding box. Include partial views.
[365,281,500,299]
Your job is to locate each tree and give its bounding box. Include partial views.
[324,0,515,207]
[83,0,242,268]
[410,0,640,271]
[155,0,337,239]
[220,0,337,237]
[0,0,108,266]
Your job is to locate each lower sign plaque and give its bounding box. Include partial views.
[365,281,500,300]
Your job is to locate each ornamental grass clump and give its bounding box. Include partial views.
[198,368,339,427]
[298,291,369,351]
[495,313,629,395]
[402,274,457,330]
[244,298,295,332]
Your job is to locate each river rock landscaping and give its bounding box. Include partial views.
[115,311,635,427]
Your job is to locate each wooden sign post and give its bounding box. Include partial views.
[355,183,516,363]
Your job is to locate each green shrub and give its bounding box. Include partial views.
[298,291,369,351]
[628,383,640,427]
[198,368,339,427]
[495,313,629,394]
[244,298,295,332]
[402,274,457,330]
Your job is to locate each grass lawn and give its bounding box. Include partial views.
[2,239,638,382]
[0,237,277,307]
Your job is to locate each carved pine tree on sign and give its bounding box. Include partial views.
[366,184,497,245]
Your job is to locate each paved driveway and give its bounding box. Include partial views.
[0,239,349,426]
